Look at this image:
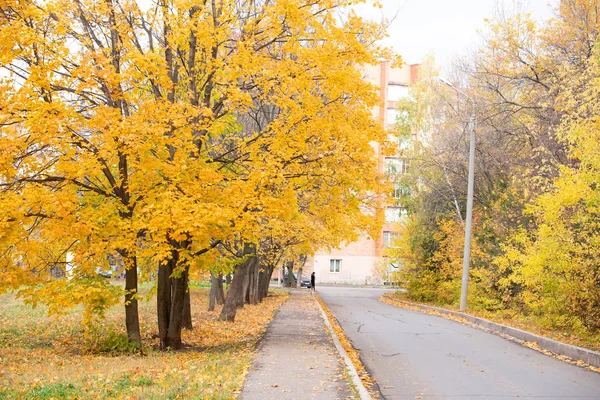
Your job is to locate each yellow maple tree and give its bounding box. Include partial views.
[0,0,396,349]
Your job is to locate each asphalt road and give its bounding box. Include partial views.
[318,286,600,400]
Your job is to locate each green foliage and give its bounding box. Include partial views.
[17,278,122,327]
[26,383,81,399]
[391,1,600,347]
[189,280,212,288]
[113,374,154,391]
[401,269,443,303]
[84,326,141,355]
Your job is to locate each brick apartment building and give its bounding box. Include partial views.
[307,61,420,285]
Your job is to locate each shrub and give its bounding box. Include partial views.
[84,325,140,355]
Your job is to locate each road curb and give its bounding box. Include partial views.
[382,295,600,370]
[313,292,371,400]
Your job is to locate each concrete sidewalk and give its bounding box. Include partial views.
[240,290,355,399]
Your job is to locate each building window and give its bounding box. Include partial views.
[388,84,409,102]
[401,159,410,174]
[385,158,410,176]
[388,133,401,147]
[387,108,410,126]
[388,134,413,150]
[387,108,400,124]
[400,136,413,150]
[330,259,341,273]
[385,207,408,223]
[385,157,401,175]
[393,184,412,200]
[383,232,400,248]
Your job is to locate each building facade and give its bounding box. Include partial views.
[308,61,419,285]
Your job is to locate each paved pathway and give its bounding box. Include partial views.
[240,289,354,399]
[319,286,600,400]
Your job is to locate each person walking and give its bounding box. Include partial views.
[311,271,316,291]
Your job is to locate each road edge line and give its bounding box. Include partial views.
[312,291,372,400]
[381,294,600,372]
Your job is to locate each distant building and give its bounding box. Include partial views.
[308,61,420,285]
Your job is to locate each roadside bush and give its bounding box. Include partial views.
[84,324,140,355]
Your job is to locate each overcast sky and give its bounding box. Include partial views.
[355,0,557,67]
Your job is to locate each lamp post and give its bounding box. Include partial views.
[439,78,476,312]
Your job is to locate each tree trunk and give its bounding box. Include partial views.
[241,257,252,307]
[122,250,141,348]
[157,256,174,350]
[219,257,251,322]
[258,264,273,302]
[165,262,188,350]
[248,257,260,305]
[182,274,192,330]
[267,265,274,298]
[158,238,195,350]
[296,266,303,288]
[216,274,225,305]
[284,261,296,287]
[208,271,222,312]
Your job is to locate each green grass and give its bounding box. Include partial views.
[25,383,82,399]
[189,280,212,288]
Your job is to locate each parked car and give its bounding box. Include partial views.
[96,268,112,279]
[300,276,312,289]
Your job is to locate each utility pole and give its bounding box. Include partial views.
[439,78,476,312]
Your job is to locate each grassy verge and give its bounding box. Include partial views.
[0,286,288,399]
[385,291,600,353]
[314,294,379,399]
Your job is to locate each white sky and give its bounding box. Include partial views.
[355,0,557,67]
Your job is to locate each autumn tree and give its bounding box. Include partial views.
[0,0,150,346]
[0,0,394,349]
[392,0,600,338]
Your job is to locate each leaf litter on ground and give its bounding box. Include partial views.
[0,286,289,399]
